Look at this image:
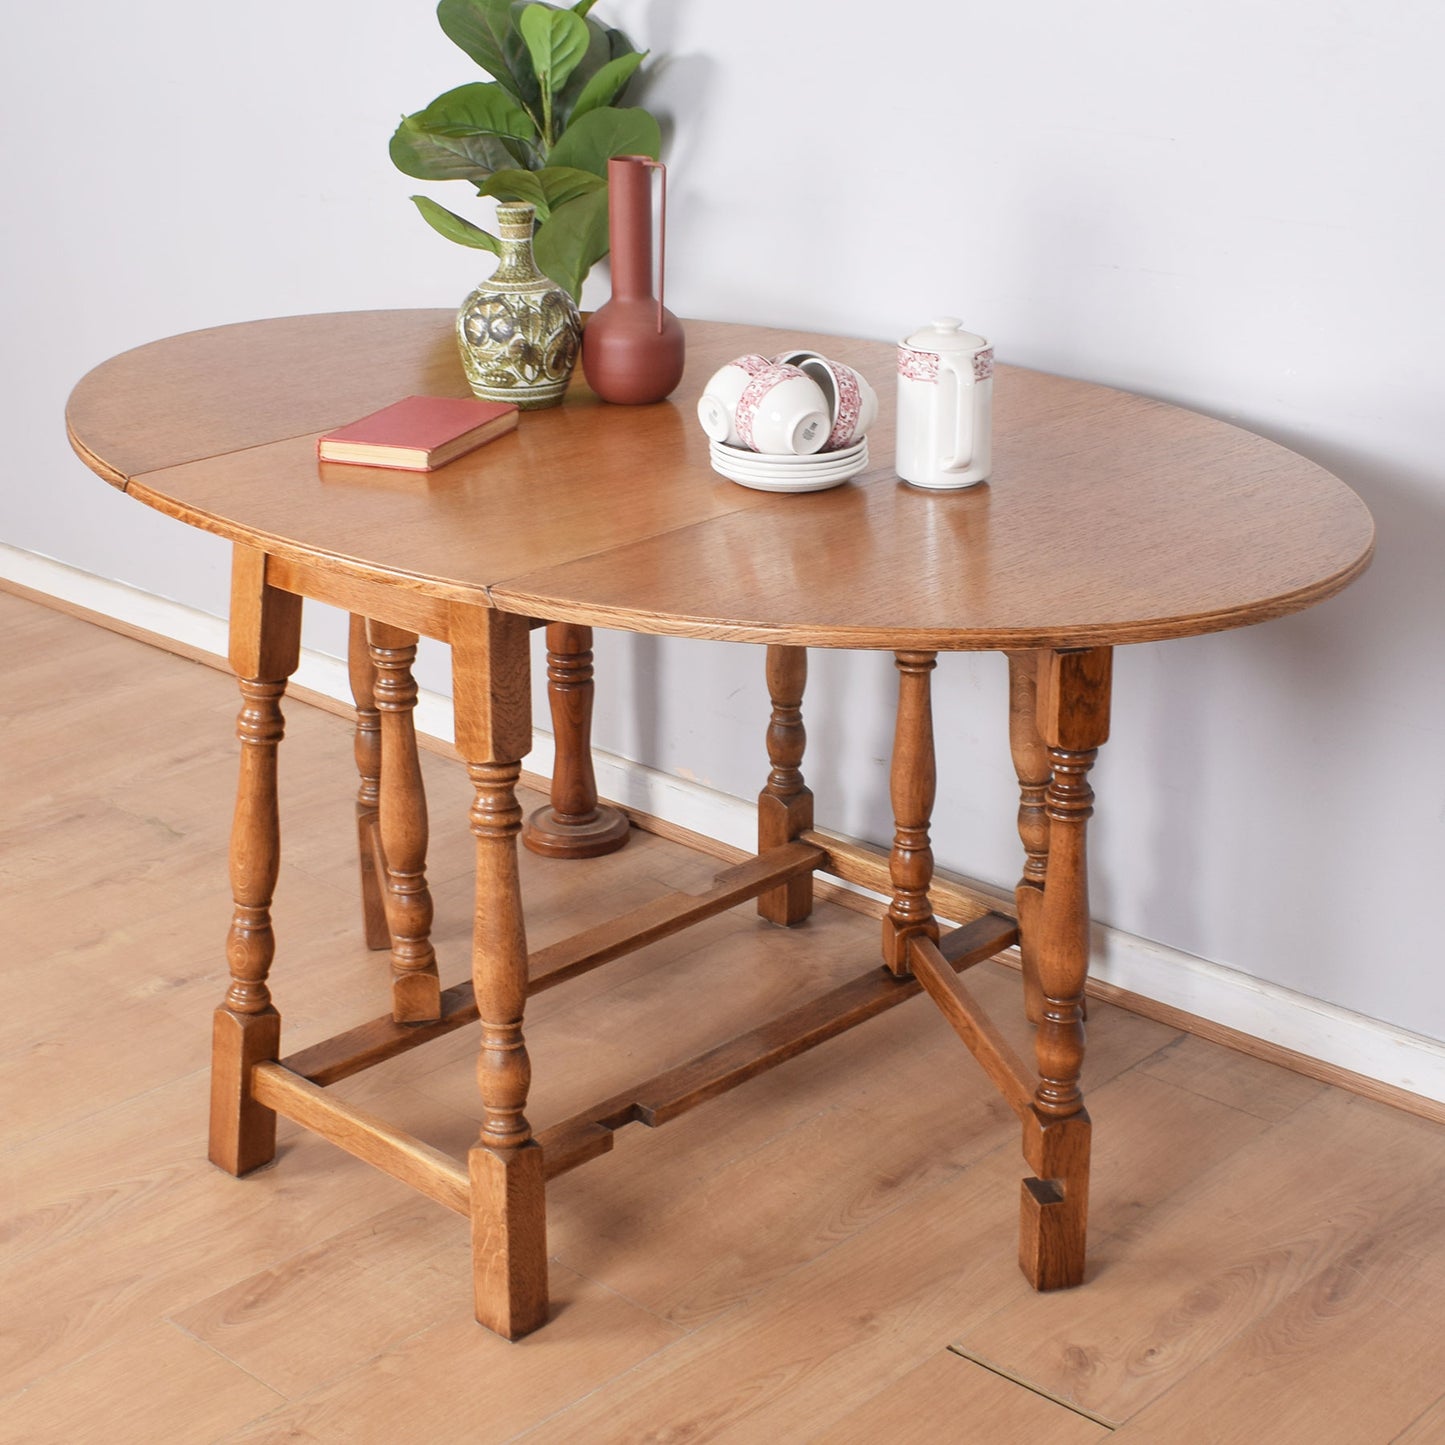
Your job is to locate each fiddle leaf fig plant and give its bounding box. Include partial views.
[392,0,659,302]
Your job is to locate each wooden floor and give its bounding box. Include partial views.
[5,587,1445,1445]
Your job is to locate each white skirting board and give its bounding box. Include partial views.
[8,541,1444,1107]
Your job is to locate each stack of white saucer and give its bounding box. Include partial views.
[697,350,878,493]
[707,435,869,492]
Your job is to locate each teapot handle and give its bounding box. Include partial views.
[937,354,974,472]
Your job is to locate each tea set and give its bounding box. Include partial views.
[696,318,994,493]
[697,351,875,492]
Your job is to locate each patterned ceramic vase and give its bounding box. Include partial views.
[456,202,581,410]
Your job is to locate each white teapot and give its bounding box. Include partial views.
[895,318,993,490]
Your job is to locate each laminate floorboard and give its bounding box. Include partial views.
[4,589,1444,1444]
[815,1352,1111,1444]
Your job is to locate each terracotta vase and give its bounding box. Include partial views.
[582,156,686,404]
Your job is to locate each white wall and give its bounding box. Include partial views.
[6,3,1443,1052]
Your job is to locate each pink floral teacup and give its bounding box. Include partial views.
[794,356,878,452]
[698,357,830,454]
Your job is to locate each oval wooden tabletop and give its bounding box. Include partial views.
[67,310,1374,651]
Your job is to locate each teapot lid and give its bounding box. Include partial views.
[904,316,987,351]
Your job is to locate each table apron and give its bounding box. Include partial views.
[265,554,463,643]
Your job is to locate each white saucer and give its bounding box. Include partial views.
[711,449,867,480]
[715,436,867,467]
[709,438,869,492]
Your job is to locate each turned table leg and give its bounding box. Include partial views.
[368,620,440,1023]
[523,622,630,858]
[882,651,941,976]
[210,547,301,1177]
[453,605,548,1340]
[1008,652,1051,1025]
[348,614,390,951]
[1018,646,1112,1290]
[758,644,814,924]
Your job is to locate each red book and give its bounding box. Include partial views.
[316,395,518,471]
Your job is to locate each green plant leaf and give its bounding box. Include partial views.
[555,16,615,119]
[533,165,606,209]
[571,0,598,16]
[520,4,590,93]
[475,165,603,223]
[410,82,536,140]
[473,168,551,220]
[545,105,660,176]
[567,50,644,123]
[502,0,627,124]
[476,165,605,221]
[533,186,611,301]
[390,115,521,183]
[502,12,544,116]
[500,135,536,168]
[437,0,529,98]
[409,195,502,252]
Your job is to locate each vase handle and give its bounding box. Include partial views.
[642,159,667,335]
